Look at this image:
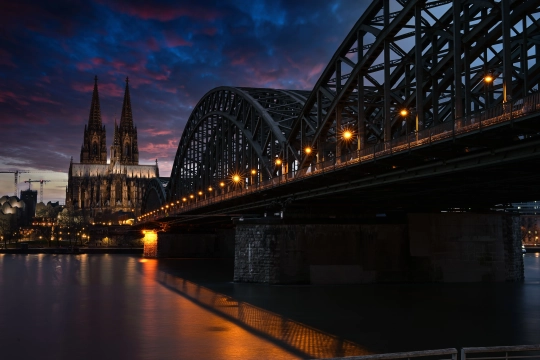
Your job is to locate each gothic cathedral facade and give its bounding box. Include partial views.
[66,76,159,220]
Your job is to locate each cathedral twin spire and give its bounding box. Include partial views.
[80,76,139,166]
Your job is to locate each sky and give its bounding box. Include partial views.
[0,0,368,204]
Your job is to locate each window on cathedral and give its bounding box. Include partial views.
[93,142,98,155]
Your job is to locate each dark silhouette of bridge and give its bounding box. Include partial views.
[140,0,540,223]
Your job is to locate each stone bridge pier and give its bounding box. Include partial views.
[233,213,524,284]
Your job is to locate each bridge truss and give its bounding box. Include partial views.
[144,0,540,214]
[287,0,540,174]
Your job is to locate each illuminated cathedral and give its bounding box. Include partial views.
[66,76,159,219]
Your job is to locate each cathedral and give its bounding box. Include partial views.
[66,76,159,220]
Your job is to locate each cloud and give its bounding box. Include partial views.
[0,0,369,204]
[104,1,223,22]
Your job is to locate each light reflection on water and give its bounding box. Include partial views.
[0,254,539,359]
[0,254,305,360]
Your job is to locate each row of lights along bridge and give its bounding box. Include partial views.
[139,73,498,221]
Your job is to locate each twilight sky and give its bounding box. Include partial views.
[0,0,368,203]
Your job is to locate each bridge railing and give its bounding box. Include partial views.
[142,92,540,219]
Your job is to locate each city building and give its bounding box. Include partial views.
[20,189,37,224]
[66,76,159,221]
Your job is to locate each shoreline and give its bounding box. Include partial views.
[0,247,143,255]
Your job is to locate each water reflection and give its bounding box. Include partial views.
[0,255,312,360]
[155,267,370,359]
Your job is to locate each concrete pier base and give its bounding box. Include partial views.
[233,213,524,284]
[147,229,235,258]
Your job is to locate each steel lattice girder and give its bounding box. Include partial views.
[167,86,309,200]
[141,177,167,213]
[285,0,540,175]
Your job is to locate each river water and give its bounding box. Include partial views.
[0,253,538,359]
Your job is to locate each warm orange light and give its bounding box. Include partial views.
[304,147,312,154]
[251,169,257,175]
[484,74,494,83]
[198,191,203,196]
[165,205,169,208]
[182,197,187,202]
[275,159,282,166]
[343,130,353,140]
[400,109,409,116]
[189,194,194,199]
[220,181,225,187]
[232,174,241,183]
[208,186,213,191]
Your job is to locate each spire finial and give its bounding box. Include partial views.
[126,76,129,84]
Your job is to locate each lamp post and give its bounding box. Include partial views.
[250,169,257,188]
[484,72,494,108]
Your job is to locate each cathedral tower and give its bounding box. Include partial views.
[80,76,107,164]
[115,77,139,165]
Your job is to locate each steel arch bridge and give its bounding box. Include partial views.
[142,0,540,215]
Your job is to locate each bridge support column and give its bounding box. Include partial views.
[143,229,235,258]
[233,214,524,284]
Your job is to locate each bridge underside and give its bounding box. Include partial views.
[160,111,540,222]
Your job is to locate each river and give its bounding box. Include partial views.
[0,253,538,359]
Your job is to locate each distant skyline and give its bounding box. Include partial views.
[0,0,368,203]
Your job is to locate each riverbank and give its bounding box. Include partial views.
[0,247,143,255]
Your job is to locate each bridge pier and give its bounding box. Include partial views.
[233,213,524,284]
[144,229,235,258]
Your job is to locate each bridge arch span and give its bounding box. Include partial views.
[167,86,309,201]
[141,177,167,214]
[285,0,540,175]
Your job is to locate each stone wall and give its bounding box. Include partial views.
[234,213,524,284]
[234,223,408,284]
[408,213,524,282]
[156,229,235,258]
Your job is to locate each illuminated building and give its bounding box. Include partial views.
[66,76,159,220]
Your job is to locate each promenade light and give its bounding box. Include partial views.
[198,191,203,196]
[484,74,494,83]
[251,169,257,175]
[304,147,312,155]
[232,174,241,183]
[165,205,169,208]
[400,109,409,117]
[182,197,187,202]
[275,158,282,166]
[342,130,353,140]
[220,181,225,187]
[189,194,194,199]
[208,186,213,191]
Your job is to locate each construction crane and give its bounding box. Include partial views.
[24,179,52,203]
[0,170,30,196]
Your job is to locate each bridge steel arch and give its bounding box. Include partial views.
[141,177,168,214]
[167,86,310,201]
[284,0,540,175]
